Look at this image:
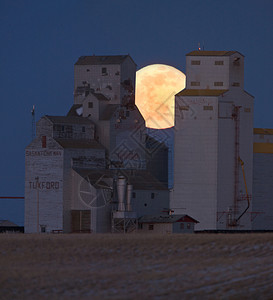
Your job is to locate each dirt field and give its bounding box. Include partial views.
[0,233,273,299]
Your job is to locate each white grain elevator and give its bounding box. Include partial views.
[171,51,254,230]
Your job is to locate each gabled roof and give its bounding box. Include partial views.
[176,89,227,97]
[0,220,19,227]
[74,86,110,101]
[186,50,243,57]
[67,104,83,117]
[93,93,109,101]
[45,115,93,125]
[138,214,199,223]
[55,139,105,149]
[75,55,136,66]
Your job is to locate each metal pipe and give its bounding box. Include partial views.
[126,184,133,211]
[117,176,126,211]
[35,176,39,233]
[236,158,250,223]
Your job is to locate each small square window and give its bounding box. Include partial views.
[214,82,223,86]
[233,58,240,66]
[66,125,73,133]
[102,67,107,75]
[42,136,46,148]
[187,223,191,229]
[191,60,200,65]
[126,111,130,117]
[82,126,85,133]
[132,192,136,198]
[40,225,46,233]
[151,193,155,199]
[148,224,154,230]
[215,60,224,65]
[203,106,213,111]
[179,105,189,111]
[180,223,184,229]
[88,102,93,108]
[191,81,200,86]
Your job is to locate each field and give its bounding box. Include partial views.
[1,233,273,299]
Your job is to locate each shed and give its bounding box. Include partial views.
[0,220,24,233]
[138,214,199,234]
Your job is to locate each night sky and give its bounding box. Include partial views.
[1,0,273,225]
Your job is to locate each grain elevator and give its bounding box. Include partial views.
[25,50,273,233]
[171,51,254,231]
[25,55,169,233]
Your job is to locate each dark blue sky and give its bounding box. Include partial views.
[1,0,273,225]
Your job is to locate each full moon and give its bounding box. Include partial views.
[135,64,186,129]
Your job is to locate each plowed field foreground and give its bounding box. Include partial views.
[1,233,273,299]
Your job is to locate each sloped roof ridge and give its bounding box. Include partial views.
[75,54,137,66]
[176,89,228,97]
[186,50,244,57]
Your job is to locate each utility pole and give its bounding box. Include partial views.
[35,176,39,233]
[31,105,35,141]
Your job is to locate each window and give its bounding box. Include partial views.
[148,224,154,230]
[187,223,191,229]
[215,60,224,65]
[151,193,155,199]
[53,124,62,131]
[42,136,46,148]
[86,69,90,72]
[232,82,240,87]
[144,203,147,207]
[126,111,130,117]
[191,60,200,65]
[233,58,240,66]
[82,126,85,133]
[203,106,213,111]
[191,81,200,86]
[132,192,136,198]
[66,126,73,134]
[88,102,93,108]
[180,223,184,229]
[102,67,107,75]
[214,82,223,86]
[179,105,189,111]
[40,225,46,233]
[244,108,251,113]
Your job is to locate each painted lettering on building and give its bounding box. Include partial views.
[26,150,62,156]
[29,181,60,190]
